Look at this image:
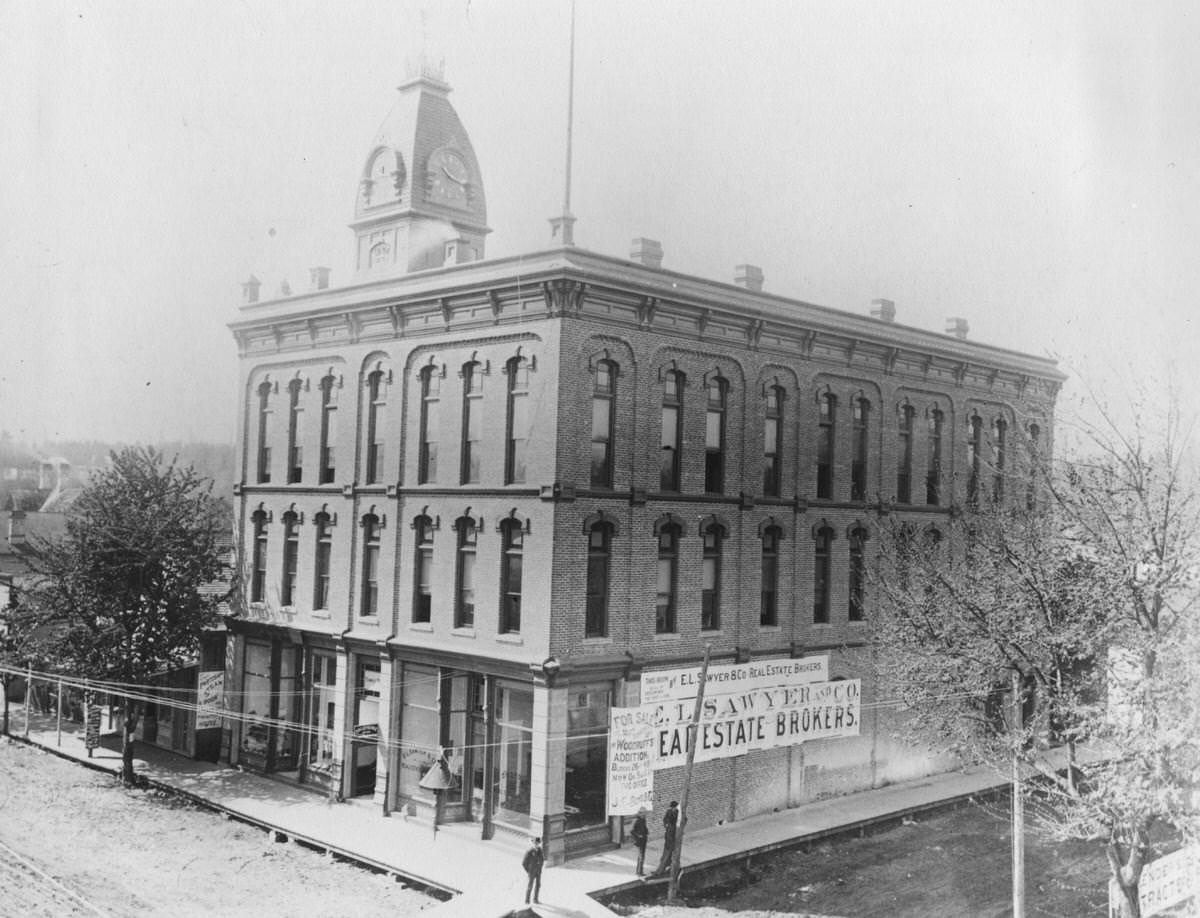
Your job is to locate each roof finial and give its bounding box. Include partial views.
[549,0,577,246]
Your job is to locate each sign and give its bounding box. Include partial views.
[1121,846,1200,918]
[641,657,829,705]
[85,704,101,750]
[195,670,224,730]
[606,707,655,816]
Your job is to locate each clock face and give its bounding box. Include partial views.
[428,149,469,207]
[436,149,468,185]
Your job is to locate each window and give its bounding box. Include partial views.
[251,510,268,603]
[564,686,612,830]
[813,526,832,623]
[659,371,683,491]
[590,361,616,488]
[967,414,983,506]
[655,523,679,633]
[704,377,727,493]
[281,511,299,606]
[313,512,332,610]
[461,362,483,483]
[361,514,380,617]
[455,518,477,628]
[256,381,272,484]
[760,526,781,626]
[412,516,434,623]
[286,379,303,483]
[499,521,524,633]
[817,393,836,499]
[763,386,783,497]
[701,521,724,630]
[418,366,440,484]
[851,397,869,501]
[365,370,386,485]
[897,405,915,504]
[926,408,944,505]
[319,374,337,484]
[848,526,867,621]
[1026,423,1041,510]
[505,358,530,484]
[992,418,1007,503]
[585,522,612,637]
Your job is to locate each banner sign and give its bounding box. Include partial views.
[1111,845,1200,918]
[606,707,656,816]
[641,657,829,705]
[195,670,224,730]
[85,704,101,750]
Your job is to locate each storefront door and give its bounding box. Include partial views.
[351,660,381,797]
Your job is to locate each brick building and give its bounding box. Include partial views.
[223,64,1063,862]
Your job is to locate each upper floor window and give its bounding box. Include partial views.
[319,374,337,484]
[313,512,332,610]
[763,386,783,497]
[992,418,1008,503]
[897,405,915,504]
[660,371,683,491]
[585,522,612,638]
[281,511,299,606]
[361,514,381,617]
[813,526,833,624]
[461,362,483,484]
[1026,423,1041,510]
[365,369,386,485]
[967,414,984,506]
[256,381,272,484]
[655,523,680,633]
[413,515,434,624]
[286,379,303,484]
[760,526,781,627]
[455,517,478,628]
[499,520,524,633]
[505,358,530,484]
[848,526,867,622]
[851,396,870,501]
[590,361,616,488]
[251,509,269,603]
[701,520,725,630]
[817,393,836,499]
[704,377,728,494]
[418,366,440,484]
[926,408,944,505]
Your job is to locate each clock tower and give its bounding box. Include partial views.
[350,60,490,276]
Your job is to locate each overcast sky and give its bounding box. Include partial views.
[2,1,1197,446]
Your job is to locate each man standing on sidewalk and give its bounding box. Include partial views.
[652,801,679,877]
[631,808,649,876]
[522,835,544,905]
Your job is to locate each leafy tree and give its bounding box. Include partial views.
[24,447,230,783]
[869,402,1199,918]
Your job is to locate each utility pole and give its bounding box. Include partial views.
[668,643,711,904]
[1011,668,1026,918]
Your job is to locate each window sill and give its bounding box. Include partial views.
[409,622,433,632]
[357,616,380,626]
[451,627,477,639]
[700,629,723,636]
[758,624,781,631]
[496,633,523,645]
[653,632,681,641]
[582,636,612,645]
[311,609,331,619]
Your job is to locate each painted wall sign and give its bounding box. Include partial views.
[606,706,655,816]
[640,657,829,705]
[195,670,224,730]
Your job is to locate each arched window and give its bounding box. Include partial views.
[926,408,944,505]
[590,360,616,488]
[967,414,984,506]
[1026,423,1041,510]
[817,393,836,499]
[813,526,833,623]
[760,525,781,626]
[655,523,680,633]
[369,241,390,268]
[461,362,483,483]
[318,374,337,484]
[499,520,524,633]
[251,509,269,603]
[763,385,784,497]
[701,519,726,630]
[313,512,332,610]
[992,418,1008,503]
[505,357,530,484]
[256,381,272,484]
[704,376,728,494]
[660,370,684,491]
[281,511,299,606]
[585,522,613,637]
[897,404,915,504]
[418,366,440,484]
[365,369,386,485]
[360,514,381,617]
[848,526,867,622]
[412,515,434,623]
[454,517,478,628]
[851,396,870,501]
[286,379,303,484]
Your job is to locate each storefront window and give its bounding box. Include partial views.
[306,652,337,785]
[242,641,273,765]
[351,660,381,796]
[494,683,533,826]
[398,663,440,800]
[564,685,611,831]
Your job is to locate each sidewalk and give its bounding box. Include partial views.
[11,706,1011,918]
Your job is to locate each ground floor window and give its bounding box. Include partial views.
[397,663,440,801]
[564,684,611,831]
[239,639,300,772]
[495,682,533,825]
[351,659,381,796]
[304,651,338,786]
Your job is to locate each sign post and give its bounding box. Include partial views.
[668,643,711,905]
[85,692,101,757]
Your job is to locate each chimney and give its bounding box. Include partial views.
[734,264,763,292]
[309,266,330,291]
[279,278,292,297]
[945,317,969,339]
[241,275,261,304]
[630,238,664,269]
[870,298,896,323]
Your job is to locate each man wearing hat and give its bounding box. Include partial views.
[522,835,544,904]
[652,800,679,877]
[630,808,650,876]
